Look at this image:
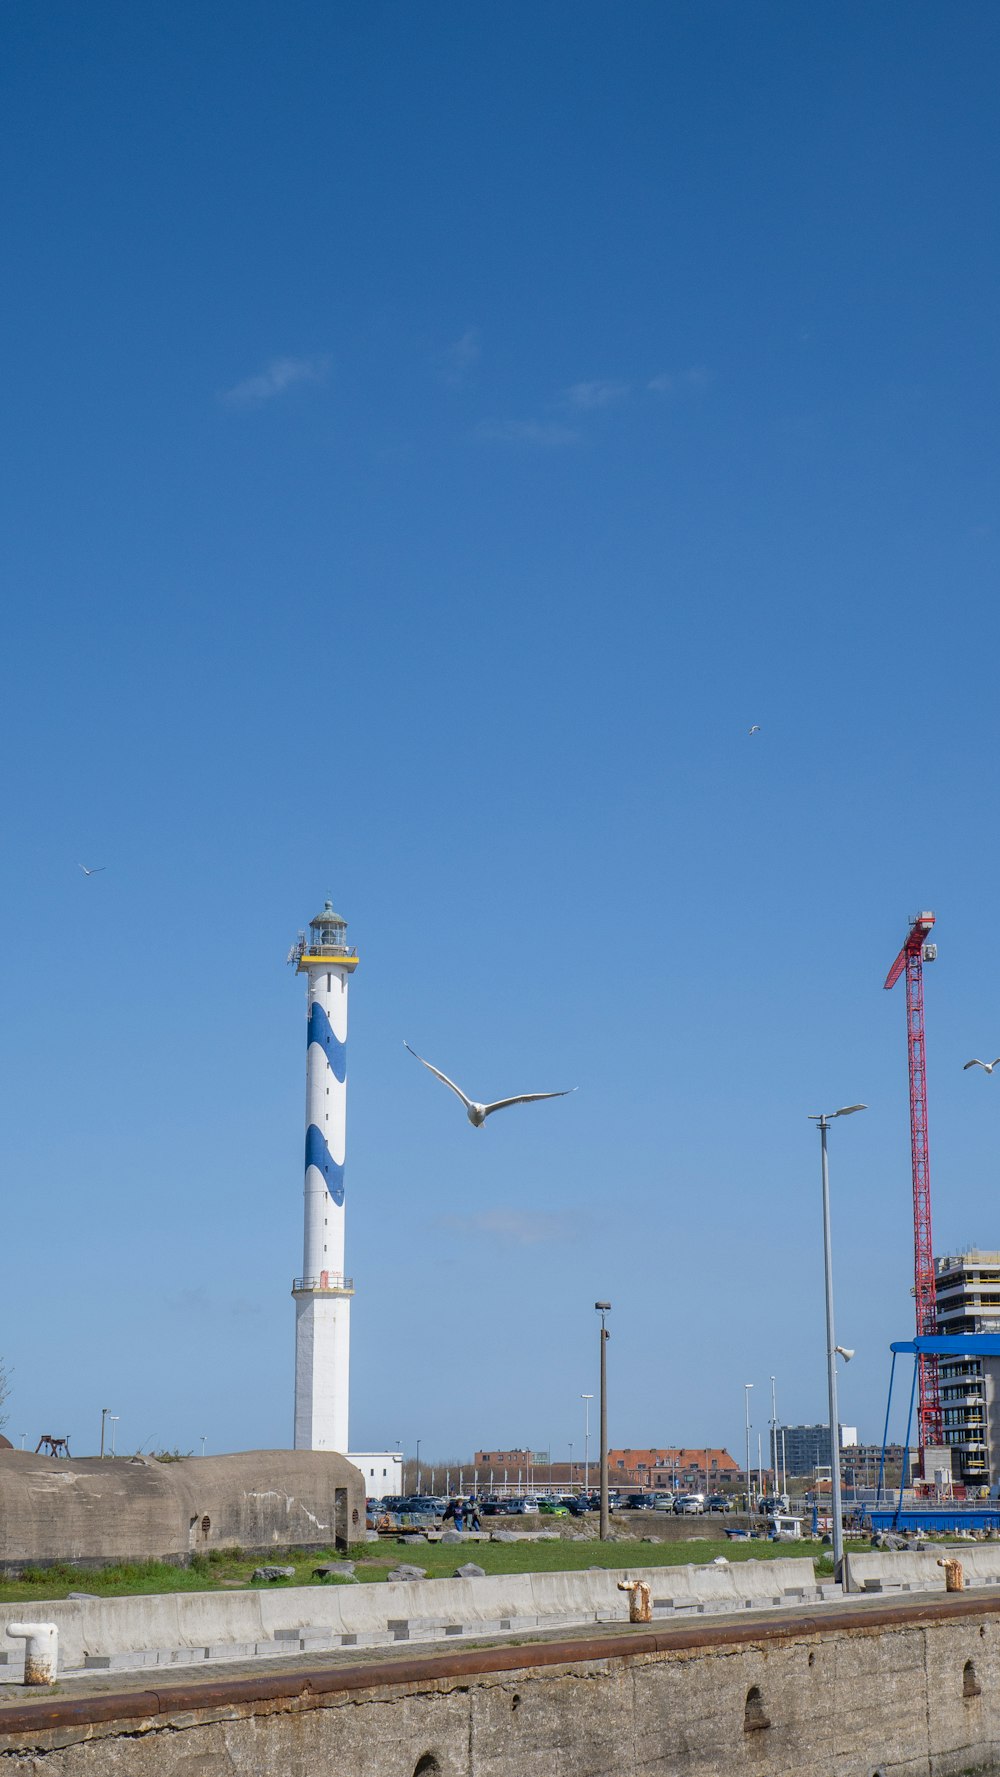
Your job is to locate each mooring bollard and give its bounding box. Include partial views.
[617,1578,652,1623]
[6,1623,59,1685]
[937,1558,965,1592]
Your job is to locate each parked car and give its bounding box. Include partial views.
[539,1500,569,1516]
[707,1494,731,1513]
[624,1493,654,1510]
[651,1492,675,1511]
[673,1494,705,1514]
[758,1495,790,1517]
[399,1496,442,1517]
[559,1496,591,1516]
[501,1498,530,1515]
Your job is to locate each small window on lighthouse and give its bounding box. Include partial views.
[327,974,332,991]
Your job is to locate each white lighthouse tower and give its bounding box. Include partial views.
[290,899,357,1452]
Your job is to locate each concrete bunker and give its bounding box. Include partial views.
[0,1449,364,1570]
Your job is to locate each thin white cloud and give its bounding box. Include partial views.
[648,367,710,395]
[221,355,330,409]
[439,1209,574,1246]
[476,417,581,447]
[562,379,630,410]
[442,327,481,386]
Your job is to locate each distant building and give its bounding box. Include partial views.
[475,1449,549,1469]
[605,1449,739,1488]
[935,1249,1000,1488]
[470,1446,739,1492]
[779,1424,855,1478]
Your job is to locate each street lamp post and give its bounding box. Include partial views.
[808,1103,867,1578]
[596,1303,611,1539]
[582,1393,594,1494]
[744,1383,754,1524]
[109,1416,119,1458]
[770,1375,779,1497]
[416,1439,422,1493]
[100,1407,110,1460]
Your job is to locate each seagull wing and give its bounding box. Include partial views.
[403,1042,475,1111]
[964,1060,986,1070]
[79,864,105,874]
[481,1088,578,1119]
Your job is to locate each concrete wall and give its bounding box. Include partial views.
[2,1594,1000,1774]
[0,1449,364,1567]
[846,1543,1000,1594]
[0,1558,823,1674]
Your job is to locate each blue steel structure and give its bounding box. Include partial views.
[874,1335,1000,1533]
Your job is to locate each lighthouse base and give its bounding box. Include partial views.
[293,1289,351,1452]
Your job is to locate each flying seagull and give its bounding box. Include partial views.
[78,863,106,876]
[403,1041,576,1128]
[964,1058,1000,1073]
[748,724,761,735]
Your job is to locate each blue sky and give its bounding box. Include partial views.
[2,1,999,1469]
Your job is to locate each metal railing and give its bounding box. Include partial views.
[292,1273,354,1293]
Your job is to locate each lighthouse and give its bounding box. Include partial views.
[290,900,358,1452]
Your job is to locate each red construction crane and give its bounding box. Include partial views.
[883,911,942,1447]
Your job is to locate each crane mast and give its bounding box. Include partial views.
[883,911,942,1447]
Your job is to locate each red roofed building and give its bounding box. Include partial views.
[606,1448,740,1488]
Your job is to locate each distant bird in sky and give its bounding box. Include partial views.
[403,1041,576,1128]
[964,1058,1000,1073]
[748,724,761,735]
[78,863,106,876]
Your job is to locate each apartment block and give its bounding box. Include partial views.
[935,1249,1000,1488]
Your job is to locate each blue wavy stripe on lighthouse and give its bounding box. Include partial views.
[305,1123,346,1206]
[307,1002,347,1083]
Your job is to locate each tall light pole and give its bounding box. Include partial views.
[744,1383,754,1523]
[416,1439,422,1493]
[109,1415,119,1458]
[808,1103,866,1578]
[582,1393,594,1494]
[596,1302,611,1539]
[769,1375,779,1497]
[100,1407,110,1460]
